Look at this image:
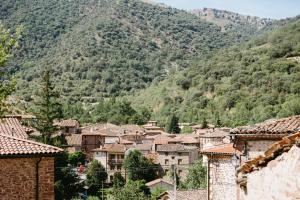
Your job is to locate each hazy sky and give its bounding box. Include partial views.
[153,0,300,19]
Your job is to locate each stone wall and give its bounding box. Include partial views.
[239,146,300,200]
[0,157,55,200]
[247,140,275,159]
[209,156,237,200]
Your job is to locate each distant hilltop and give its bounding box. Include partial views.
[191,8,273,31]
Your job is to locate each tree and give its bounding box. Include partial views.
[33,69,63,143]
[112,172,125,188]
[123,150,157,182]
[165,114,180,134]
[0,24,21,116]
[68,151,86,166]
[183,159,207,189]
[86,160,108,195]
[108,180,149,200]
[55,151,82,200]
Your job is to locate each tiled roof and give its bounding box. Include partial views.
[237,131,300,176]
[92,144,126,153]
[127,144,153,151]
[121,124,143,133]
[82,123,124,136]
[160,190,207,200]
[65,134,82,146]
[0,117,28,139]
[175,135,199,144]
[119,139,134,144]
[200,144,241,156]
[156,144,197,152]
[146,178,173,187]
[0,134,63,156]
[199,129,230,138]
[55,119,79,127]
[231,115,300,136]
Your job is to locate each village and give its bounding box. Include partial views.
[1,114,300,199]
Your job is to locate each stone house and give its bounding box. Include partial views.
[119,125,145,144]
[145,178,174,192]
[236,131,300,200]
[230,115,300,163]
[143,121,165,136]
[201,144,241,200]
[156,144,198,178]
[199,128,230,150]
[92,144,126,182]
[65,133,82,153]
[0,133,63,200]
[54,119,80,134]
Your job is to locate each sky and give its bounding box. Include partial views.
[152,0,300,19]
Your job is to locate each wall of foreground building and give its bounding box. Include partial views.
[0,157,55,200]
[240,146,300,200]
[209,156,237,200]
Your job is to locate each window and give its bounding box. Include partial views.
[110,175,114,181]
[165,159,169,165]
[178,159,182,165]
[165,152,169,156]
[178,153,182,156]
[172,156,175,159]
[165,169,169,174]
[178,170,182,175]
[117,165,122,170]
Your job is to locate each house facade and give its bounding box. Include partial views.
[156,144,198,178]
[0,133,63,200]
[93,144,126,182]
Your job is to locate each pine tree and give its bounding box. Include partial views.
[34,69,63,142]
[165,114,180,134]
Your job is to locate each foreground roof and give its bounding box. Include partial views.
[237,131,300,175]
[231,115,300,136]
[0,134,63,156]
[0,117,28,139]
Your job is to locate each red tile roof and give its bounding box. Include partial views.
[0,134,63,156]
[92,144,126,153]
[156,144,197,152]
[55,119,79,127]
[237,131,300,175]
[231,115,300,136]
[0,117,28,139]
[201,144,241,156]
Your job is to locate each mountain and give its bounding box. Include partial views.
[0,0,271,105]
[128,18,300,127]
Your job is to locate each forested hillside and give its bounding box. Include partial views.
[1,0,270,104]
[129,18,300,127]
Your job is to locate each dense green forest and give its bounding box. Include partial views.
[129,18,300,127]
[1,0,299,127]
[1,0,272,102]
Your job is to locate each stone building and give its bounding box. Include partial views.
[201,144,241,200]
[236,131,300,200]
[156,144,198,178]
[143,121,165,136]
[54,119,80,134]
[92,144,126,182]
[230,115,300,163]
[0,133,63,200]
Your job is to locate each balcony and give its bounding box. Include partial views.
[108,159,124,165]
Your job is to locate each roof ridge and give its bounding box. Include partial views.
[0,133,63,152]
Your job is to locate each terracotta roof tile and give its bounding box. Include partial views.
[156,144,197,152]
[92,144,126,153]
[55,119,79,127]
[0,134,63,156]
[231,115,300,135]
[0,117,28,139]
[200,144,241,156]
[237,131,300,175]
